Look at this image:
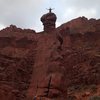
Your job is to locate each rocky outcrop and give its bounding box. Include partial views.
[58,16,100,34]
[41,11,57,32]
[1,25,35,33]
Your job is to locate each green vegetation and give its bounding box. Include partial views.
[89,96,100,100]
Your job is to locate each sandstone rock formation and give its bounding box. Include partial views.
[0,12,100,100]
[41,8,57,32]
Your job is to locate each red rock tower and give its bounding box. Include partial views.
[41,8,57,32]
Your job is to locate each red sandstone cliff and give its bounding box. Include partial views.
[58,16,100,34]
[0,17,100,100]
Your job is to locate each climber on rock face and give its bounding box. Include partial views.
[33,96,38,100]
[33,97,36,100]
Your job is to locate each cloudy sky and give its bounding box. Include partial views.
[0,0,100,32]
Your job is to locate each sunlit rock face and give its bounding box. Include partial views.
[0,15,100,100]
[27,30,67,100]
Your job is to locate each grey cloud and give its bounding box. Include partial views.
[62,0,100,8]
[0,0,100,32]
[58,0,100,23]
[0,0,46,31]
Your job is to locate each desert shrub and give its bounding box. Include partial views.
[67,96,77,100]
[90,85,97,93]
[89,96,100,100]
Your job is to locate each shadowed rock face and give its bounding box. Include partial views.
[0,25,37,100]
[0,16,100,100]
